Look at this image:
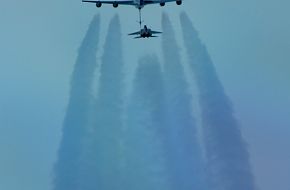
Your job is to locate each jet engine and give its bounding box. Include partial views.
[113,2,118,7]
[176,0,182,5]
[96,1,102,7]
[160,2,165,6]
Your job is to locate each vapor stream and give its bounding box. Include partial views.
[53,15,100,190]
[124,55,171,190]
[161,13,205,190]
[180,12,257,190]
[88,15,125,190]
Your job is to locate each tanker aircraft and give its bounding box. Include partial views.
[82,0,182,9]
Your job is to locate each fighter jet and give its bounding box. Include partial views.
[128,25,162,39]
[82,0,182,9]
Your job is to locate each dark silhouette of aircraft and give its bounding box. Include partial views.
[82,0,182,9]
[128,25,162,39]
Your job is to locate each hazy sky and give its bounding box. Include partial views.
[0,0,289,190]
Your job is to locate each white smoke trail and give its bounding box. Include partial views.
[180,12,257,190]
[124,54,171,190]
[53,15,100,190]
[86,15,125,190]
[161,13,205,190]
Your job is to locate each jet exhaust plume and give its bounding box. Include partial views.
[124,54,171,190]
[87,14,125,190]
[161,13,205,190]
[180,12,257,190]
[53,15,100,190]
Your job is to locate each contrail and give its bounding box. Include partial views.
[180,12,257,190]
[161,13,205,190]
[124,55,171,190]
[53,15,100,190]
[87,15,125,190]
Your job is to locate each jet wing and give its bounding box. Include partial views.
[151,31,162,34]
[143,0,178,5]
[134,36,159,39]
[82,0,135,5]
[128,31,141,35]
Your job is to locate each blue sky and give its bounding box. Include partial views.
[0,0,289,190]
